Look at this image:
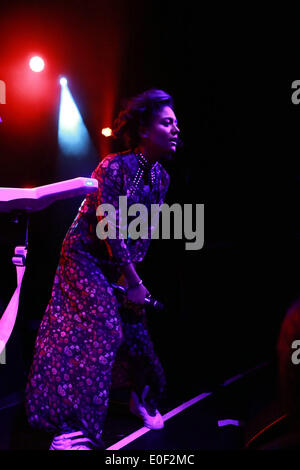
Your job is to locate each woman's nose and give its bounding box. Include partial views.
[172,123,180,134]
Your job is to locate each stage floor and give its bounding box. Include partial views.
[0,361,279,450]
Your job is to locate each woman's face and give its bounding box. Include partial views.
[142,105,180,159]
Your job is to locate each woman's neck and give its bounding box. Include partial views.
[135,146,158,164]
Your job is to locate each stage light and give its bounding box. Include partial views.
[29,56,45,72]
[60,77,67,87]
[101,127,112,137]
[58,79,92,158]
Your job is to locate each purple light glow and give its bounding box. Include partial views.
[217,419,241,427]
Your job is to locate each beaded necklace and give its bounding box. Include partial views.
[127,152,157,198]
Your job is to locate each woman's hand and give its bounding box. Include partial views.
[127,283,150,305]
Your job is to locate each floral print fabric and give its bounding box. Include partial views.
[25,151,169,446]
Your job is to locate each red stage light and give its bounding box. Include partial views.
[29,56,45,72]
[101,127,112,137]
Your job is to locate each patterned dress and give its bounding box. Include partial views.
[25,151,170,447]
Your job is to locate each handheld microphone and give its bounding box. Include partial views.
[111,283,164,312]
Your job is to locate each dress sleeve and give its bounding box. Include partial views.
[93,156,132,266]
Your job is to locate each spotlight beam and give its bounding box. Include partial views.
[58,78,93,158]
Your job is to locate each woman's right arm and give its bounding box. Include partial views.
[121,262,150,304]
[94,157,149,305]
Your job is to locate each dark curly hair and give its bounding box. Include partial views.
[112,89,174,149]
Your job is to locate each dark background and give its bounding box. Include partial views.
[0,1,299,404]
